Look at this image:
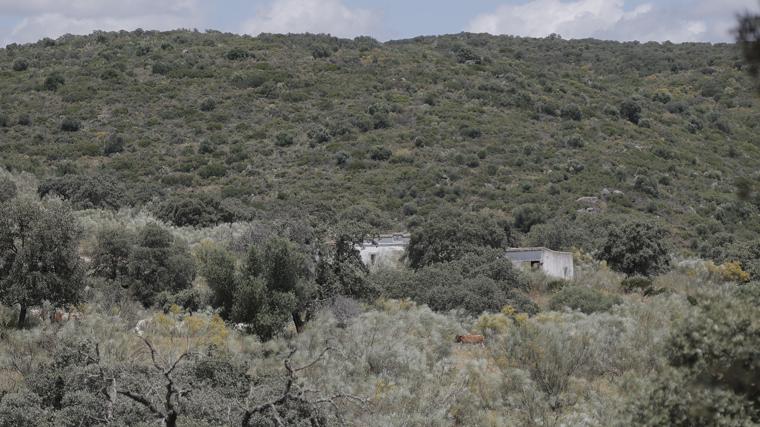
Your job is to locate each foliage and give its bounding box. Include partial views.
[0,197,85,325]
[624,284,760,425]
[620,276,654,293]
[38,174,127,210]
[1,32,757,252]
[549,286,622,314]
[0,178,17,203]
[513,203,547,233]
[619,99,642,124]
[90,225,134,280]
[599,221,670,277]
[407,211,516,269]
[155,193,237,227]
[126,223,196,306]
[375,248,534,314]
[195,241,237,318]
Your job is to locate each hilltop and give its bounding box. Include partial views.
[1,30,759,257]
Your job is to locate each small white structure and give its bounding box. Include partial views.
[504,247,574,280]
[358,233,410,270]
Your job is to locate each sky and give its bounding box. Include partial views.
[0,0,758,46]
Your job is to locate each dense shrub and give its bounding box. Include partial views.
[407,212,517,269]
[513,203,547,233]
[619,99,642,124]
[102,133,125,156]
[225,47,250,60]
[560,103,582,121]
[199,98,216,111]
[369,146,392,161]
[620,276,653,293]
[376,249,534,315]
[60,118,81,132]
[11,58,29,71]
[155,193,236,227]
[598,221,670,277]
[549,286,621,314]
[38,174,127,210]
[43,72,65,91]
[126,223,196,306]
[625,284,760,425]
[0,178,17,203]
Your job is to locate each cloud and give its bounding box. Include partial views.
[1,0,200,45]
[467,0,758,43]
[242,0,379,39]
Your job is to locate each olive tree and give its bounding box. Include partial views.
[0,198,85,326]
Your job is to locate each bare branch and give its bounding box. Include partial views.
[117,389,162,416]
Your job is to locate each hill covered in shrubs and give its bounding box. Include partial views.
[1,30,760,258]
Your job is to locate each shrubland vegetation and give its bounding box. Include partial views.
[0,28,759,425]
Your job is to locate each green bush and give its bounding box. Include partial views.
[369,146,392,161]
[620,276,653,293]
[620,99,642,124]
[407,211,517,269]
[549,286,621,314]
[60,118,81,132]
[102,133,125,156]
[11,58,29,71]
[199,98,216,111]
[155,193,235,227]
[513,204,547,233]
[38,174,127,210]
[43,72,65,91]
[126,223,196,306]
[0,178,17,203]
[560,103,582,121]
[225,47,250,60]
[598,221,670,277]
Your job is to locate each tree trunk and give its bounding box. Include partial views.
[17,304,27,328]
[292,312,305,334]
[164,411,178,427]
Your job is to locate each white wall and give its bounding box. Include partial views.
[359,245,406,270]
[541,250,574,280]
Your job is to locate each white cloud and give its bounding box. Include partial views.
[467,0,758,43]
[242,0,378,39]
[1,0,200,45]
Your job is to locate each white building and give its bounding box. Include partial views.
[357,233,410,270]
[504,247,574,280]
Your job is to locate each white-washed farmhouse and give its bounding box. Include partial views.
[357,233,410,270]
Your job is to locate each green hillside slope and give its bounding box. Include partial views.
[1,30,759,255]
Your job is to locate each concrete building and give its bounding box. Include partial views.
[504,247,574,280]
[358,233,410,270]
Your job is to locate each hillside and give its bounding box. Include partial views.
[1,30,759,255]
[1,29,760,427]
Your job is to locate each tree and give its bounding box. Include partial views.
[0,198,85,326]
[126,223,196,306]
[407,212,517,270]
[91,226,134,281]
[195,241,237,318]
[315,230,372,302]
[231,238,313,338]
[598,221,670,277]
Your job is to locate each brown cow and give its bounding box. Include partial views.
[455,334,485,345]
